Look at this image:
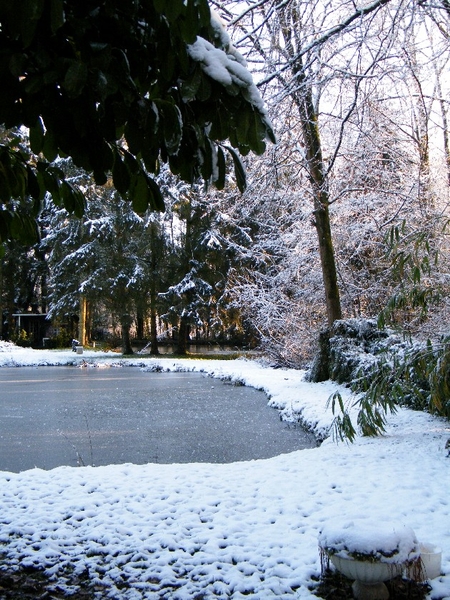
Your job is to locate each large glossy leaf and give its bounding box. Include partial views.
[40,169,61,205]
[181,67,202,102]
[0,210,13,243]
[10,212,39,244]
[64,61,88,98]
[200,139,214,181]
[147,176,165,211]
[215,146,226,190]
[112,151,131,195]
[20,0,45,47]
[225,145,247,192]
[0,171,12,202]
[164,0,185,22]
[156,100,183,155]
[130,171,149,214]
[29,118,44,154]
[42,130,58,162]
[26,166,41,201]
[0,0,274,242]
[61,181,85,218]
[50,0,65,33]
[236,109,250,145]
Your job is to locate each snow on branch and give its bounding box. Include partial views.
[257,0,395,86]
[187,12,268,113]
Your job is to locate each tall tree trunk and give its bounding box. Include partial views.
[149,221,161,355]
[434,68,450,186]
[314,205,343,325]
[149,292,159,355]
[79,295,87,346]
[0,259,3,338]
[278,6,342,326]
[177,317,189,355]
[403,45,431,204]
[85,300,92,343]
[120,314,134,355]
[136,311,144,339]
[292,67,342,325]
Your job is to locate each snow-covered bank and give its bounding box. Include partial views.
[0,343,449,599]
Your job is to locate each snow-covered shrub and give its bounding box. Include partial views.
[307,318,405,384]
[309,318,450,441]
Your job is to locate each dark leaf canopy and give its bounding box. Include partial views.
[0,0,274,243]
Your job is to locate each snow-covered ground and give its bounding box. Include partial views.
[0,341,449,599]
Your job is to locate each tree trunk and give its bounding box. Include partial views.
[279,6,342,326]
[314,205,343,325]
[120,315,134,355]
[136,312,144,340]
[79,295,87,346]
[176,318,189,355]
[293,72,342,325]
[0,259,3,338]
[149,221,161,355]
[149,299,159,355]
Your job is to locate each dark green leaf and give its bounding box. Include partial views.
[8,162,27,198]
[153,0,167,14]
[50,0,65,32]
[200,139,213,181]
[29,117,45,154]
[146,176,165,211]
[156,100,183,155]
[197,0,211,27]
[141,141,159,174]
[248,111,267,155]
[236,109,250,145]
[178,1,200,43]
[9,53,27,77]
[196,72,211,101]
[0,210,13,242]
[41,169,61,205]
[181,67,202,102]
[165,0,185,23]
[130,172,149,214]
[64,61,88,98]
[0,171,12,202]
[112,151,131,195]
[225,146,247,192]
[42,130,58,162]
[71,185,86,218]
[21,0,45,47]
[26,166,41,201]
[124,118,144,156]
[61,181,75,213]
[93,169,107,186]
[123,150,140,175]
[209,109,229,141]
[10,212,39,244]
[215,146,226,190]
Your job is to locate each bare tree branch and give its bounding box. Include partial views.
[257,0,395,86]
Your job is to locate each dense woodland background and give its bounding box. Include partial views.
[1,0,450,370]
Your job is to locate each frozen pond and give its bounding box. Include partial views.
[0,367,316,472]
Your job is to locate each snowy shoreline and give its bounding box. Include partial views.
[0,343,449,599]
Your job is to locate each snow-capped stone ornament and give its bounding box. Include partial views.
[319,521,420,600]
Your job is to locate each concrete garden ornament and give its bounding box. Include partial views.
[319,521,423,600]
